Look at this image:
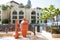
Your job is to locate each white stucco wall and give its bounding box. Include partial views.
[0,1,42,24]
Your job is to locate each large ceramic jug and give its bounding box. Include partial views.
[20,18,28,37]
[14,19,19,39]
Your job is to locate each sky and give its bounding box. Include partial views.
[0,0,60,8]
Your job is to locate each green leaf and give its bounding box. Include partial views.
[2,5,9,10]
[9,5,13,9]
[37,5,60,20]
[49,5,55,11]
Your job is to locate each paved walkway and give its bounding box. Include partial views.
[53,38,60,40]
[0,36,60,40]
[0,31,60,40]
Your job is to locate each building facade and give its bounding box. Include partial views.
[0,0,59,26]
[0,0,42,24]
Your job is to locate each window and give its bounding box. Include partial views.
[31,16,36,19]
[37,13,39,16]
[13,20,15,23]
[19,16,24,19]
[31,11,36,15]
[40,20,42,23]
[44,20,47,23]
[19,20,22,23]
[12,16,17,19]
[37,21,39,24]
[12,11,17,15]
[40,13,42,17]
[31,20,36,23]
[37,17,39,18]
[19,11,24,15]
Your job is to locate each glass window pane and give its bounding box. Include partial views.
[12,11,17,15]
[44,20,47,23]
[19,16,24,19]
[19,20,22,23]
[19,11,24,15]
[31,16,36,19]
[37,21,39,23]
[37,13,39,16]
[12,16,17,19]
[31,11,36,15]
[13,20,15,23]
[31,20,36,23]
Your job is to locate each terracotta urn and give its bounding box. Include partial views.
[20,18,28,37]
[14,19,19,39]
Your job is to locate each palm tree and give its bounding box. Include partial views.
[2,5,9,10]
[42,5,60,25]
[38,5,60,33]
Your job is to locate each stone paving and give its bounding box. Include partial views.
[0,36,60,40]
[0,31,60,40]
[53,38,60,40]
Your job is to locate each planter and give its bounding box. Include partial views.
[21,29,28,37]
[20,18,28,37]
[52,34,60,38]
[14,20,19,39]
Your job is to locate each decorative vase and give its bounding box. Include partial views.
[14,19,19,39]
[20,18,28,37]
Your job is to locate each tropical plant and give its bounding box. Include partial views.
[8,5,13,9]
[52,26,60,34]
[2,5,9,11]
[38,5,60,20]
[38,5,60,34]
[2,19,8,24]
[1,5,13,23]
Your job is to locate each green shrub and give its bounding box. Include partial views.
[46,27,51,32]
[52,26,60,34]
[2,19,8,24]
[46,26,60,34]
[0,19,1,21]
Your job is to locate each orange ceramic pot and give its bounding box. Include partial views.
[20,18,28,37]
[14,33,19,39]
[14,19,19,38]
